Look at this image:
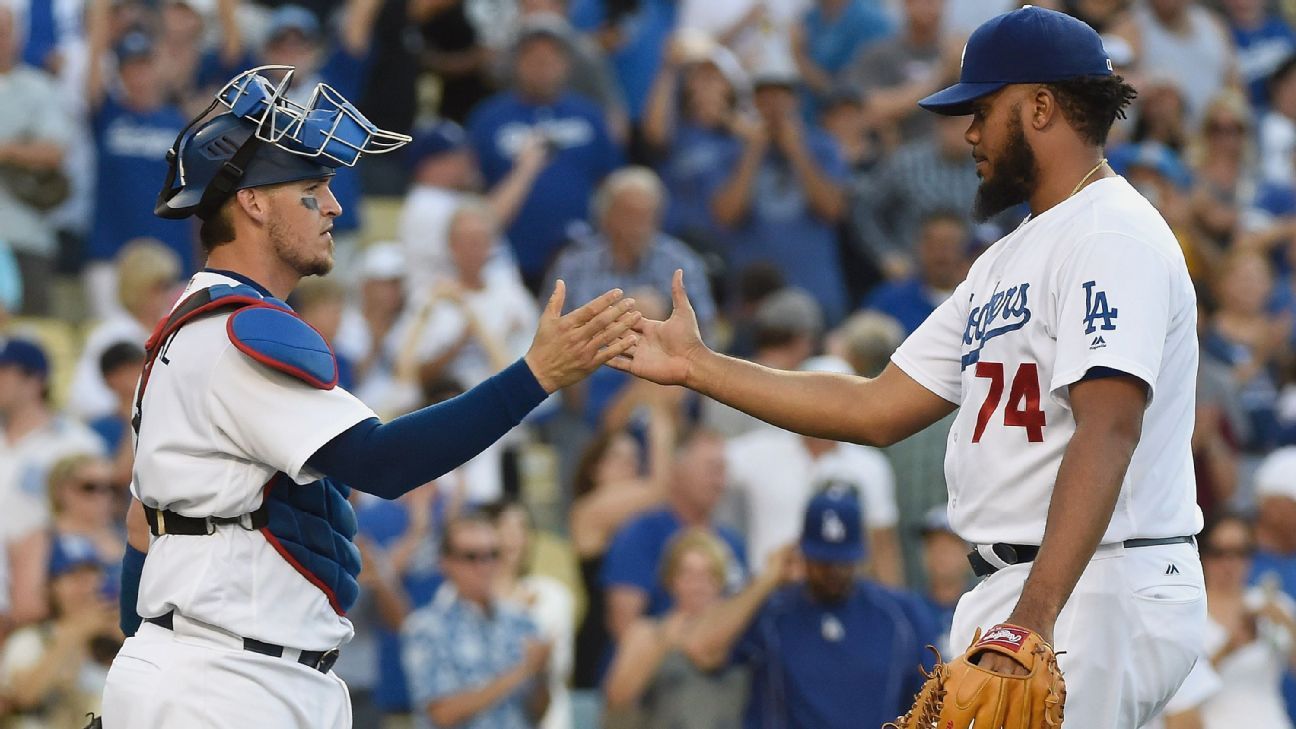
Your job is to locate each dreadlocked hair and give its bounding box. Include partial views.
[1044,74,1138,147]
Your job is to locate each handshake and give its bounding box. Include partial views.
[522,269,705,393]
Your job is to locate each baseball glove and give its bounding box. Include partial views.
[885,623,1066,729]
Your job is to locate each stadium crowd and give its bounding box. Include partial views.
[3,0,1296,727]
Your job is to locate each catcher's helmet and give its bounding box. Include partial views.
[156,65,410,220]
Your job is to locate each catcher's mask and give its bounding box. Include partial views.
[155,65,410,220]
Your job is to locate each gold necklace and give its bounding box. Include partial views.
[1069,158,1109,198]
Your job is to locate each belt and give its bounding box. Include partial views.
[967,535,1196,578]
[145,611,340,674]
[144,504,268,536]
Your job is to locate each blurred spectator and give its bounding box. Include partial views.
[569,404,673,717]
[401,513,552,729]
[701,287,822,437]
[88,342,144,489]
[468,17,623,290]
[1111,0,1237,124]
[1131,78,1190,153]
[84,5,195,312]
[789,0,893,100]
[398,119,543,296]
[46,454,125,587]
[724,357,902,585]
[487,501,576,729]
[916,505,970,656]
[1253,445,1296,722]
[338,243,408,410]
[682,487,937,729]
[0,539,120,729]
[841,0,947,146]
[0,337,103,630]
[354,480,457,725]
[69,239,180,421]
[862,210,970,335]
[569,0,675,130]
[602,428,747,639]
[0,4,73,315]
[603,528,748,729]
[1203,251,1289,455]
[396,200,538,394]
[1188,92,1255,257]
[643,37,748,265]
[291,276,354,389]
[852,114,978,282]
[490,6,630,140]
[1109,141,1214,278]
[414,0,493,124]
[819,88,880,173]
[546,166,717,332]
[1223,0,1296,107]
[1202,512,1296,729]
[708,68,850,323]
[1266,54,1296,186]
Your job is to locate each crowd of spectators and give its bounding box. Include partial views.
[8,0,1296,727]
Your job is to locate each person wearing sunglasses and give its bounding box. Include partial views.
[46,453,124,599]
[401,512,553,729]
[1199,512,1296,729]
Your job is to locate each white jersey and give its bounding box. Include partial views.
[132,271,376,650]
[892,176,1201,545]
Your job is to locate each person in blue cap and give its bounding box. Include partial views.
[612,5,1206,727]
[679,485,936,729]
[98,67,642,729]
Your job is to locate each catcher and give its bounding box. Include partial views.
[611,7,1205,728]
[98,66,640,729]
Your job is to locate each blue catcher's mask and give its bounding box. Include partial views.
[156,66,410,220]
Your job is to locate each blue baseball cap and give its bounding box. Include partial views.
[49,534,103,579]
[405,120,468,169]
[116,30,155,64]
[1107,142,1193,190]
[267,5,321,43]
[0,337,49,379]
[920,6,1113,116]
[799,486,866,564]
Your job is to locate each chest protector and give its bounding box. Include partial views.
[135,283,361,615]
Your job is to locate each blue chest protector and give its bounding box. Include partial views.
[138,283,361,614]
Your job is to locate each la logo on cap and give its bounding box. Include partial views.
[822,510,846,543]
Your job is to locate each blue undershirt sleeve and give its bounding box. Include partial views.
[119,544,146,637]
[306,358,548,500]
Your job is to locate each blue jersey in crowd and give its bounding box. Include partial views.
[602,507,747,617]
[736,581,937,729]
[802,0,893,79]
[660,124,737,248]
[1251,550,1296,725]
[356,497,446,713]
[91,96,195,272]
[468,91,621,280]
[862,278,943,335]
[701,130,852,324]
[570,0,675,121]
[1231,16,1296,107]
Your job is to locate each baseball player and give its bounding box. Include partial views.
[611,7,1204,728]
[98,66,639,729]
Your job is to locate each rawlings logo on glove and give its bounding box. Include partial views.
[885,623,1066,729]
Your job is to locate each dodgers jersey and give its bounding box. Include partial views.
[892,176,1202,546]
[132,271,376,650]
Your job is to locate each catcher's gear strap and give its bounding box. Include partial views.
[226,306,339,389]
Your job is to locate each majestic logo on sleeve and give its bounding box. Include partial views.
[961,282,1032,369]
[1082,281,1118,335]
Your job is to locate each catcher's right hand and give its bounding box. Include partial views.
[886,623,1066,729]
